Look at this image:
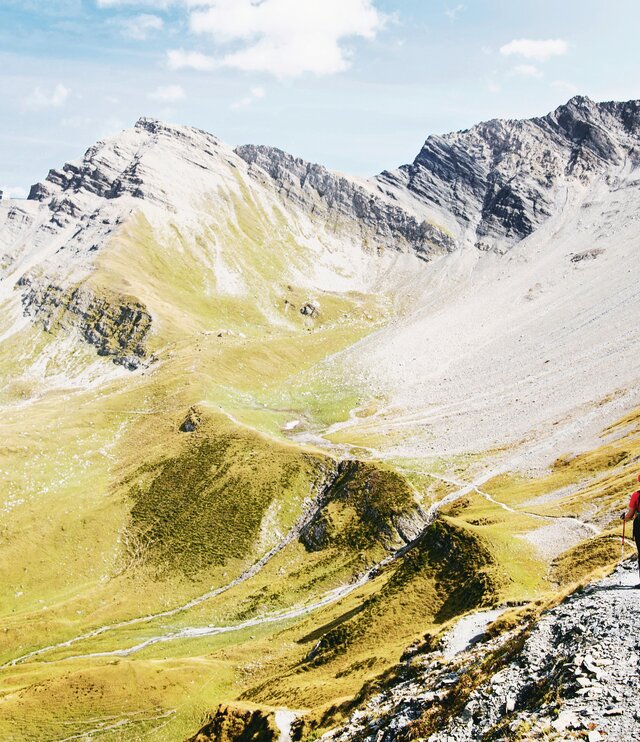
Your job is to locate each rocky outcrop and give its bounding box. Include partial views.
[15,96,640,280]
[323,561,640,741]
[237,97,640,258]
[377,96,640,252]
[29,140,142,204]
[180,406,203,432]
[299,460,429,553]
[18,276,151,369]
[27,117,227,215]
[186,704,279,742]
[235,144,456,260]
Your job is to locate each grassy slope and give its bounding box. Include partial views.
[0,197,398,738]
[3,402,632,742]
[1,201,637,740]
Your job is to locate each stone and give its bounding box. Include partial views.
[179,406,202,432]
[583,656,599,674]
[551,710,581,732]
[439,672,460,686]
[300,301,320,317]
[236,144,456,259]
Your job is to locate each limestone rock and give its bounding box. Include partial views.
[377,96,640,252]
[17,275,151,370]
[235,143,456,260]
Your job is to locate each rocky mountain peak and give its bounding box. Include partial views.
[563,93,596,109]
[134,116,166,134]
[21,116,244,244]
[8,95,640,282]
[236,142,456,258]
[377,95,640,252]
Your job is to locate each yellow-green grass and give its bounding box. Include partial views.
[481,421,640,525]
[92,202,391,351]
[11,453,425,666]
[238,517,514,731]
[0,401,328,656]
[440,493,551,599]
[0,656,236,742]
[3,200,640,740]
[0,210,394,653]
[1,414,635,742]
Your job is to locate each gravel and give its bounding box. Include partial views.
[324,559,640,741]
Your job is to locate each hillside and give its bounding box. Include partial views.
[0,96,639,741]
[322,559,640,741]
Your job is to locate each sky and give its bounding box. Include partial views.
[1,0,640,198]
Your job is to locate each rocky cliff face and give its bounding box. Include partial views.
[323,561,640,742]
[235,144,456,259]
[187,704,280,742]
[28,117,228,210]
[299,459,429,552]
[376,96,640,252]
[234,97,640,257]
[18,276,152,369]
[0,117,264,373]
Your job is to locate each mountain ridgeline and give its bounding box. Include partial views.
[239,96,640,253]
[1,97,640,742]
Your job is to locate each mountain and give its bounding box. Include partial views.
[378,96,640,250]
[1,97,639,741]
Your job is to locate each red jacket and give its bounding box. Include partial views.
[629,491,640,512]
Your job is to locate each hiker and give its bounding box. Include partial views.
[621,474,640,586]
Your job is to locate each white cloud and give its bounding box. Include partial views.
[120,13,163,40]
[231,86,266,110]
[500,38,568,62]
[147,84,185,101]
[1,185,29,200]
[167,48,217,71]
[97,0,173,7]
[512,64,543,78]
[188,0,386,78]
[552,80,579,96]
[24,83,70,109]
[487,82,501,94]
[61,115,93,128]
[445,4,465,21]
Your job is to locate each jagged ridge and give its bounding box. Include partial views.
[377,96,640,251]
[235,143,456,259]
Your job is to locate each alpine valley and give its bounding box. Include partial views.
[2,96,640,741]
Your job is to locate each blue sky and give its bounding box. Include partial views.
[1,0,640,198]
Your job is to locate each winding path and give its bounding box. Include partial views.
[1,469,500,668]
[1,436,603,668]
[1,472,340,668]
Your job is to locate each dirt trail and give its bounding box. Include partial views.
[59,579,371,662]
[441,608,506,660]
[55,710,176,742]
[1,432,602,669]
[426,470,599,530]
[1,475,339,669]
[1,471,499,668]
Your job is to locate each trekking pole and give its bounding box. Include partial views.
[622,518,626,560]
